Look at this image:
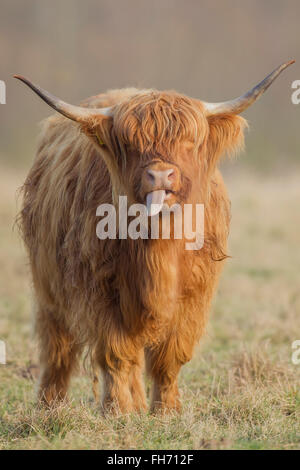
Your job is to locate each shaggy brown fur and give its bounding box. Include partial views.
[20,87,246,413]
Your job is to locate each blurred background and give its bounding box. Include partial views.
[1,2,300,449]
[0,0,299,173]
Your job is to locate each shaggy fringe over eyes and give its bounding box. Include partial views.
[111,91,207,156]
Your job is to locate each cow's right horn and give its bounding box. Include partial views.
[14,75,111,122]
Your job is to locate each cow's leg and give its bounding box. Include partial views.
[129,350,147,412]
[36,310,80,406]
[96,330,145,414]
[146,336,194,413]
[100,360,134,414]
[94,349,146,413]
[147,352,182,413]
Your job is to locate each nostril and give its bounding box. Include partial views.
[147,170,156,184]
[166,169,174,180]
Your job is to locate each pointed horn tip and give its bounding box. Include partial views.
[13,74,25,80]
[281,59,295,68]
[13,74,31,85]
[275,59,295,73]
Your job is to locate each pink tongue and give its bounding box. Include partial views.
[146,190,166,216]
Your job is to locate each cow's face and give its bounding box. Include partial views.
[100,91,211,214]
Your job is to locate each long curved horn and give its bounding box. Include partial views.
[203,60,295,115]
[13,75,111,122]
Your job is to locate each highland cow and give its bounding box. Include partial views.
[15,61,293,413]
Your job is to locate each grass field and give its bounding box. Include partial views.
[0,164,299,450]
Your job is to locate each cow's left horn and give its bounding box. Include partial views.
[14,75,111,122]
[203,60,295,115]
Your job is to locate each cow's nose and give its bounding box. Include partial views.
[146,168,174,188]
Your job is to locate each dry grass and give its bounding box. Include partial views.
[0,164,299,450]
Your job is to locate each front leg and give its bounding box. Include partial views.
[147,352,182,413]
[129,351,147,413]
[152,372,181,413]
[146,335,194,413]
[101,364,134,414]
[95,325,145,414]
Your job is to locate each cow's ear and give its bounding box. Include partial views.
[206,114,248,168]
[82,115,113,151]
